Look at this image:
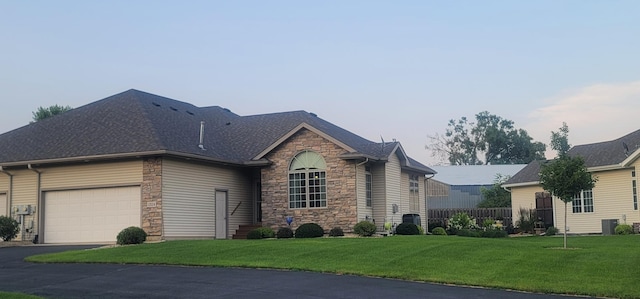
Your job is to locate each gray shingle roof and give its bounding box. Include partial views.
[0,89,434,174]
[504,128,640,185]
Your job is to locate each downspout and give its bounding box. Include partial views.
[0,166,13,225]
[424,173,435,232]
[355,158,369,223]
[28,164,41,243]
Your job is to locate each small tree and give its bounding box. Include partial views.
[550,122,571,157]
[539,155,596,248]
[478,174,511,208]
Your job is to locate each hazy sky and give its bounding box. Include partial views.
[2,1,639,166]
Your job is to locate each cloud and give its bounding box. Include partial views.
[525,80,640,158]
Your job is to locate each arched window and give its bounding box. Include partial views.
[289,151,327,208]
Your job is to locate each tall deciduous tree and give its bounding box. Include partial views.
[427,111,546,165]
[539,155,596,248]
[32,105,73,122]
[478,174,512,208]
[550,122,571,157]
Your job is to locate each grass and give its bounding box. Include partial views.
[26,235,640,298]
[0,292,42,299]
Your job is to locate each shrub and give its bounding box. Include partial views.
[482,218,495,229]
[428,220,444,233]
[295,223,324,238]
[417,225,425,235]
[353,221,377,237]
[254,227,275,238]
[247,229,264,239]
[516,208,536,233]
[276,227,294,239]
[545,226,559,236]
[447,212,478,235]
[0,216,20,242]
[396,223,420,235]
[328,227,344,237]
[116,226,147,245]
[615,224,634,235]
[456,229,480,238]
[480,229,508,238]
[432,227,447,235]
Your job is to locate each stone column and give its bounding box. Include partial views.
[142,157,163,241]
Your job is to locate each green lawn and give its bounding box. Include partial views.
[0,292,42,299]
[27,235,640,298]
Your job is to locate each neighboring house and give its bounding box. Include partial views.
[0,89,434,243]
[427,165,525,209]
[503,129,640,234]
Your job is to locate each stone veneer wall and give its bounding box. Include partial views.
[261,129,358,232]
[142,157,163,241]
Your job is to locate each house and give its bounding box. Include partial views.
[427,165,525,209]
[0,89,435,243]
[503,129,640,234]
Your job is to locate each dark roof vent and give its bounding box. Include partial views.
[225,122,231,126]
[170,107,178,111]
[623,142,629,157]
[310,112,317,117]
[152,102,161,107]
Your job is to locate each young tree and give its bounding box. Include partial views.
[32,105,73,122]
[478,174,512,208]
[426,111,546,165]
[550,122,571,157]
[538,155,596,248]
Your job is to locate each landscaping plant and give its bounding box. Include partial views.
[431,227,447,235]
[614,224,633,235]
[395,223,420,235]
[295,223,324,238]
[328,227,344,237]
[276,227,294,239]
[353,221,377,237]
[116,226,147,245]
[447,212,478,235]
[0,216,20,241]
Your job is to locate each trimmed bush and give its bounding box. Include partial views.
[247,229,264,239]
[295,223,324,238]
[276,227,294,239]
[254,227,275,238]
[545,226,559,236]
[615,224,633,235]
[328,227,344,237]
[456,229,480,238]
[479,229,508,238]
[116,226,147,245]
[353,221,377,237]
[0,216,20,242]
[428,220,444,233]
[396,223,420,235]
[432,227,447,235]
[417,225,425,235]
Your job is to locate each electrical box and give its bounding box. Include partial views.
[14,205,34,215]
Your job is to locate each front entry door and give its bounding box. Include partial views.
[215,190,228,239]
[535,192,554,228]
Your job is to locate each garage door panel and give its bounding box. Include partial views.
[44,186,141,243]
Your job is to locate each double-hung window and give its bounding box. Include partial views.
[289,151,327,209]
[409,175,420,212]
[365,166,372,208]
[633,170,637,210]
[572,189,594,213]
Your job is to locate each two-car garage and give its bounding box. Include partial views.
[43,186,141,243]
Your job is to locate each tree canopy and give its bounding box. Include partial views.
[32,105,73,122]
[550,122,571,157]
[478,174,511,208]
[427,111,546,165]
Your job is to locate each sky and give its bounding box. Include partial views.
[1,1,639,166]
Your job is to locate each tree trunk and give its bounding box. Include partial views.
[564,201,567,249]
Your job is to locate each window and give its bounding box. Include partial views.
[288,151,327,209]
[633,171,637,210]
[572,189,594,213]
[365,166,372,208]
[409,175,420,212]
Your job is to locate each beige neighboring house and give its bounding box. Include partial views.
[0,89,434,244]
[503,129,640,234]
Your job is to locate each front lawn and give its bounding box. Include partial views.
[27,235,640,298]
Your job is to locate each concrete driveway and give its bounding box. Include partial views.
[0,245,587,299]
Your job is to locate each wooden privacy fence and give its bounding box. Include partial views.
[428,208,513,228]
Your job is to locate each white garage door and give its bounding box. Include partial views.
[0,193,7,217]
[44,186,141,243]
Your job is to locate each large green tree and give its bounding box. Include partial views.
[427,111,546,165]
[32,105,73,122]
[478,174,512,208]
[550,122,571,157]
[539,155,596,248]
